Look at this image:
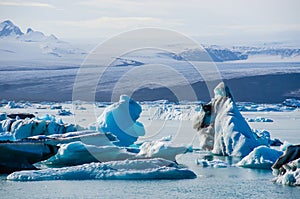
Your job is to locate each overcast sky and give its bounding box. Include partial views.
[1,0,300,45]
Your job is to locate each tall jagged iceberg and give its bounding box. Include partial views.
[97,95,145,147]
[193,82,269,157]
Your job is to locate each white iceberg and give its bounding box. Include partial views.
[272,158,300,186]
[42,138,188,167]
[7,158,197,181]
[271,145,300,186]
[43,141,136,167]
[0,115,76,141]
[196,158,229,168]
[246,117,273,122]
[137,140,188,162]
[237,146,283,169]
[97,95,145,147]
[149,104,197,120]
[193,82,269,157]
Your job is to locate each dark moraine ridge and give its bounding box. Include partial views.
[132,73,300,103]
[0,73,299,103]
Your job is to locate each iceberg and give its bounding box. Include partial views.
[0,115,77,172]
[137,140,188,162]
[27,130,116,146]
[97,95,145,147]
[7,158,197,181]
[272,145,300,186]
[237,146,283,169]
[246,117,273,122]
[43,141,136,167]
[0,115,76,141]
[283,98,300,108]
[196,158,229,168]
[193,82,269,157]
[42,138,188,167]
[0,141,58,173]
[272,158,300,186]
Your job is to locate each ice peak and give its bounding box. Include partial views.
[0,20,24,37]
[214,82,232,98]
[26,28,33,34]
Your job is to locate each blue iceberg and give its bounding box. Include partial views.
[97,95,145,147]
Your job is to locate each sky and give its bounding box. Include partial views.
[0,0,300,45]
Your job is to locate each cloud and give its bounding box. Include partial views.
[55,17,182,30]
[0,1,55,8]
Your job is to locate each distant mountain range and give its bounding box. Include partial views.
[0,20,86,66]
[0,20,300,67]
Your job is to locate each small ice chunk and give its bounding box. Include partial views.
[237,146,283,169]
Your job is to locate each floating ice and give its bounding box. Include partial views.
[43,137,188,166]
[50,104,62,110]
[0,141,58,173]
[237,146,283,169]
[58,109,72,116]
[246,117,273,122]
[43,141,135,167]
[149,104,197,120]
[272,158,300,186]
[137,140,188,162]
[283,98,300,108]
[196,158,229,168]
[4,101,23,109]
[97,95,145,147]
[0,115,76,140]
[193,82,269,157]
[7,158,197,181]
[272,145,300,186]
[237,102,296,112]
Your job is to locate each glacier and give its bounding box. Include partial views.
[7,158,197,181]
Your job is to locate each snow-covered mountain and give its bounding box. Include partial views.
[1,20,300,67]
[0,20,86,67]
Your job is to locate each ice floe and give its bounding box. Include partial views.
[7,158,197,181]
[237,146,283,169]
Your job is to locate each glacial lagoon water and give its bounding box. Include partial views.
[0,153,299,199]
[1,112,300,199]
